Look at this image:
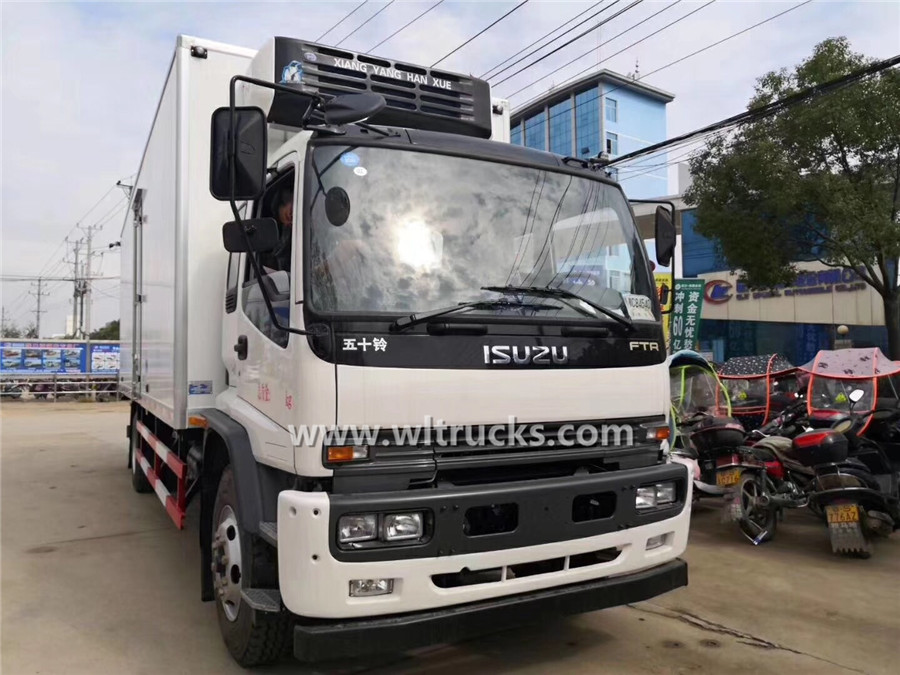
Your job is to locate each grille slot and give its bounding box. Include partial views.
[430,547,622,588]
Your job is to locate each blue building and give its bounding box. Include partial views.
[509,69,674,198]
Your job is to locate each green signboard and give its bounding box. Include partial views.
[670,279,705,352]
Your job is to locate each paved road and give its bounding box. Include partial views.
[2,402,898,674]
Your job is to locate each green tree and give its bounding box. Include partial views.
[90,320,120,340]
[685,38,900,358]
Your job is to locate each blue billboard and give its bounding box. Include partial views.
[0,341,119,375]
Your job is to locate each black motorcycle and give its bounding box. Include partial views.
[787,390,900,558]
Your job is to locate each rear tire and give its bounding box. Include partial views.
[130,421,152,494]
[212,466,290,666]
[737,472,777,544]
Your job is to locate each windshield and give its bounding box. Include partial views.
[306,145,656,321]
[722,377,768,412]
[809,377,875,413]
[671,365,731,421]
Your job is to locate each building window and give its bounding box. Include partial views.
[548,98,573,156]
[574,87,600,158]
[510,123,522,146]
[524,111,547,151]
[606,132,618,156]
[605,97,618,123]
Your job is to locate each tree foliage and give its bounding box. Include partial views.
[90,320,119,341]
[685,38,900,356]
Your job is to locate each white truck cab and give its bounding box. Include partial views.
[121,35,689,667]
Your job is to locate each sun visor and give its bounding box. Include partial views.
[243,37,493,138]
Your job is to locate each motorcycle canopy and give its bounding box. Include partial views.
[717,354,800,426]
[668,350,731,423]
[799,348,900,427]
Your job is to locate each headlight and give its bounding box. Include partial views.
[338,514,378,543]
[636,481,678,509]
[383,513,423,541]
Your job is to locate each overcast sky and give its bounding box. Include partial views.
[1,0,898,337]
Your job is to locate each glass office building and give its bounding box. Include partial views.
[509,69,674,199]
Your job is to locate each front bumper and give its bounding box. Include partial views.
[277,463,691,619]
[293,559,688,662]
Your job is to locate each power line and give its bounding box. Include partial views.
[491,0,644,87]
[480,1,607,79]
[506,0,703,101]
[337,0,397,47]
[431,0,531,68]
[603,18,893,167]
[317,0,369,42]
[487,0,623,82]
[510,0,813,136]
[503,0,686,99]
[367,0,446,52]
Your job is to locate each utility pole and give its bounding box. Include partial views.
[66,238,84,337]
[29,277,49,337]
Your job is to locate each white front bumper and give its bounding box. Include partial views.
[277,482,691,619]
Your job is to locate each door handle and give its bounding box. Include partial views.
[234,335,248,360]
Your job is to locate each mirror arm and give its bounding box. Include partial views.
[226,77,323,338]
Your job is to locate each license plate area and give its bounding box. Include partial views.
[825,503,860,524]
[716,468,742,487]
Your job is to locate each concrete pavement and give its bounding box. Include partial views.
[2,402,898,674]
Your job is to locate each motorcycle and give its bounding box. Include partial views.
[789,348,900,557]
[668,350,740,500]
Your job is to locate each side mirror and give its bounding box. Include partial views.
[210,106,268,201]
[323,93,386,126]
[222,218,281,253]
[654,206,676,267]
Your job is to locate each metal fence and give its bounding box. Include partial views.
[0,374,121,401]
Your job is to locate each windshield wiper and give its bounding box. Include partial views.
[481,285,634,330]
[391,299,558,332]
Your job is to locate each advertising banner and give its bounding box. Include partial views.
[655,272,673,351]
[0,341,118,375]
[670,279,706,352]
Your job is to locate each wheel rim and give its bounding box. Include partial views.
[740,478,769,530]
[212,505,243,622]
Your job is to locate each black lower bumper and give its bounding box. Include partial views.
[293,559,687,662]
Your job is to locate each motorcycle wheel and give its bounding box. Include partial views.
[737,472,777,544]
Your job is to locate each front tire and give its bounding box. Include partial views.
[737,472,778,544]
[212,466,290,666]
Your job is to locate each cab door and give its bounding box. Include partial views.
[231,158,299,468]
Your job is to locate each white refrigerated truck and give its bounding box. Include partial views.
[120,34,689,666]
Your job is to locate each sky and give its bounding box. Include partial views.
[1,0,898,337]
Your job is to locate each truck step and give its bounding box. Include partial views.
[259,521,278,547]
[241,588,282,613]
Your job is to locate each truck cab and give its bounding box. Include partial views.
[122,35,689,667]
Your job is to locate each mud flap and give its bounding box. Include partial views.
[828,520,872,555]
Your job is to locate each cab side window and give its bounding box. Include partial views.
[241,169,295,347]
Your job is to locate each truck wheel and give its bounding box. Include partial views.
[131,423,153,494]
[212,466,290,666]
